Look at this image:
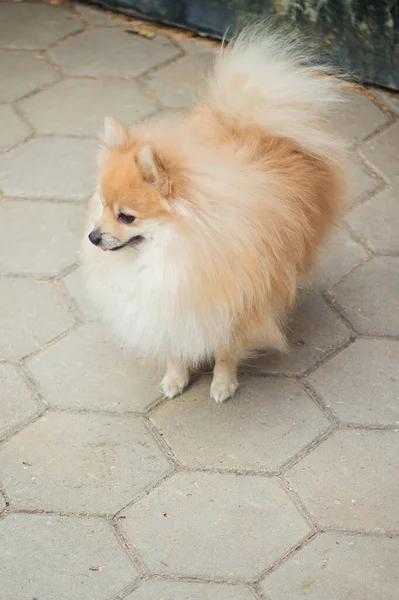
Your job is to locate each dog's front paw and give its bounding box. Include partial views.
[210,376,239,404]
[161,371,189,399]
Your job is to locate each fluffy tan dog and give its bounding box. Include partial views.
[81,25,347,403]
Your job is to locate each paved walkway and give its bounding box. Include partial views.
[0,2,398,599]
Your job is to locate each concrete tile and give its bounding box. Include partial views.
[331,257,399,335]
[0,277,74,361]
[0,411,171,514]
[146,53,214,108]
[0,3,82,50]
[0,514,138,600]
[360,122,399,186]
[248,294,350,376]
[348,153,381,206]
[75,3,128,26]
[346,187,399,253]
[19,78,155,137]
[286,430,399,531]
[62,266,91,318]
[0,50,57,103]
[0,363,42,441]
[330,90,389,145]
[308,226,366,291]
[0,105,30,151]
[309,339,399,426]
[0,494,5,512]
[152,376,330,472]
[127,580,255,600]
[0,200,84,276]
[122,471,311,579]
[261,532,399,600]
[175,37,219,55]
[28,322,162,413]
[0,137,97,200]
[372,88,399,115]
[48,28,180,77]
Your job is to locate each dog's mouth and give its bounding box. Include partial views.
[101,236,145,252]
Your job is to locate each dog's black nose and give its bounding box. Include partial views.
[88,230,102,246]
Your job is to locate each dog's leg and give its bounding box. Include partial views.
[161,360,190,399]
[211,350,239,404]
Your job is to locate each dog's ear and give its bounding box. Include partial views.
[103,117,128,148]
[136,145,171,197]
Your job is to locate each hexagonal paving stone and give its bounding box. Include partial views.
[331,257,399,336]
[0,411,171,514]
[372,88,399,116]
[286,430,399,531]
[48,28,180,77]
[0,105,30,151]
[0,137,96,200]
[146,53,214,108]
[19,78,156,137]
[0,514,138,600]
[0,200,84,276]
[0,363,42,441]
[0,50,57,103]
[0,277,74,361]
[346,187,399,253]
[121,471,311,579]
[175,36,219,55]
[308,339,399,426]
[127,580,255,600]
[261,532,399,600]
[0,493,5,512]
[152,376,330,472]
[28,322,162,413]
[359,122,399,186]
[308,226,366,291]
[0,3,82,50]
[348,153,381,206]
[330,90,389,145]
[248,294,350,376]
[75,3,128,26]
[62,265,90,317]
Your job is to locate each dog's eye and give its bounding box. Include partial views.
[118,213,135,224]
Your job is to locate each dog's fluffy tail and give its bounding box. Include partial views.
[205,23,345,159]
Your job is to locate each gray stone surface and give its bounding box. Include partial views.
[75,3,128,26]
[0,363,42,441]
[146,53,214,108]
[0,411,171,514]
[122,471,311,579]
[348,154,381,206]
[19,78,156,137]
[331,257,399,335]
[286,430,399,531]
[28,322,162,413]
[48,28,180,77]
[372,89,399,115]
[249,294,350,375]
[0,514,138,600]
[308,226,366,291]
[127,580,255,600]
[330,90,389,145]
[152,376,330,471]
[309,339,399,426]
[0,200,84,276]
[0,277,74,361]
[0,137,97,200]
[0,105,30,152]
[261,532,399,600]
[346,187,399,253]
[0,50,57,103]
[360,122,399,186]
[0,494,5,512]
[0,3,82,50]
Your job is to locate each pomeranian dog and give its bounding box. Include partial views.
[81,24,347,403]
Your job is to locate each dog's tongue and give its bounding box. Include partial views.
[101,248,109,252]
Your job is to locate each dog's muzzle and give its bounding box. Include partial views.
[88,230,144,252]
